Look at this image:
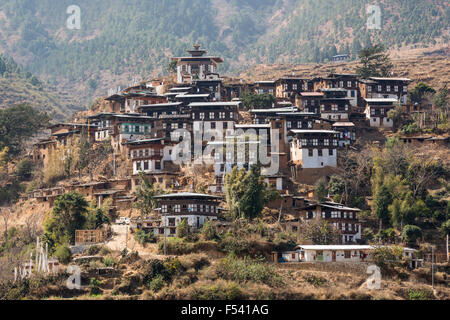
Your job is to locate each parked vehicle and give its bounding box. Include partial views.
[115,217,130,225]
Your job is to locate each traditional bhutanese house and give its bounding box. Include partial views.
[49,123,97,142]
[87,113,157,151]
[122,138,180,192]
[300,201,361,243]
[297,92,324,115]
[123,138,171,175]
[171,44,224,84]
[253,80,276,95]
[31,187,65,206]
[193,73,223,101]
[175,93,211,104]
[104,93,125,113]
[130,217,163,236]
[122,90,167,113]
[250,107,298,124]
[331,54,350,62]
[137,102,183,118]
[222,80,246,101]
[276,245,422,268]
[359,77,411,105]
[289,129,339,169]
[31,139,56,168]
[400,135,450,147]
[275,76,313,100]
[190,101,240,135]
[159,114,193,142]
[314,73,359,107]
[69,181,108,199]
[364,98,397,128]
[319,88,352,121]
[208,122,286,193]
[207,139,261,193]
[154,192,222,235]
[291,245,372,262]
[332,122,356,147]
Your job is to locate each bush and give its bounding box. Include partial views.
[409,288,434,300]
[304,274,327,287]
[88,245,100,256]
[89,278,102,296]
[176,219,189,238]
[402,225,422,246]
[216,255,284,287]
[148,275,165,292]
[135,229,156,245]
[103,256,115,267]
[16,159,33,180]
[201,221,217,240]
[190,281,245,300]
[54,245,71,264]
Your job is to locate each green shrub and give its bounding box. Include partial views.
[409,289,433,300]
[201,221,217,240]
[304,274,327,287]
[88,245,100,256]
[176,219,189,238]
[216,255,284,287]
[54,245,71,264]
[103,256,115,267]
[190,281,245,300]
[148,275,165,292]
[89,277,102,296]
[135,229,156,245]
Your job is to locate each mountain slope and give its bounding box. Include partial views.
[0,0,447,83]
[0,55,80,120]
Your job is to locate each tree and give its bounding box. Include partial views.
[314,180,327,202]
[167,60,177,73]
[362,228,374,241]
[224,164,277,221]
[0,147,8,176]
[300,218,341,245]
[409,82,435,104]
[433,85,448,122]
[402,225,422,246]
[374,185,392,227]
[85,207,110,230]
[441,220,450,237]
[43,192,88,247]
[240,91,275,109]
[201,220,217,240]
[134,172,164,217]
[15,159,33,181]
[356,44,393,78]
[239,164,265,221]
[0,104,50,155]
[176,218,189,238]
[328,176,345,198]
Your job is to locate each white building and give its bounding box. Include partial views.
[289,130,339,168]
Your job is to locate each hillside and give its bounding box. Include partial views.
[0,0,447,87]
[0,55,81,120]
[239,45,450,90]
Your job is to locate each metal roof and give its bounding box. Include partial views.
[296,245,374,250]
[364,98,398,103]
[290,129,339,134]
[153,192,221,199]
[189,101,241,107]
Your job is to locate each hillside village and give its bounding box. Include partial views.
[0,44,449,300]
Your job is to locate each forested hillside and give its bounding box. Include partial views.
[0,0,447,84]
[0,55,80,120]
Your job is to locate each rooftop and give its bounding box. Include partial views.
[153,192,221,199]
[189,101,241,107]
[290,129,339,134]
